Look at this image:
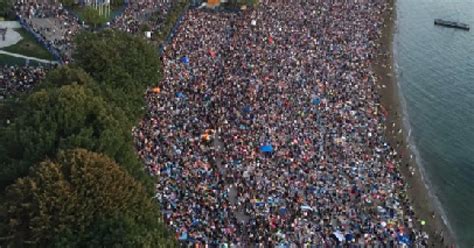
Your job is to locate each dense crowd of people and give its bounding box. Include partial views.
[111,0,173,35]
[11,0,176,62]
[0,1,78,98]
[1,0,434,246]
[14,0,65,18]
[14,0,82,62]
[0,65,47,99]
[134,0,430,246]
[1,0,175,99]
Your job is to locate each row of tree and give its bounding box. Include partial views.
[150,0,190,44]
[0,30,177,246]
[0,0,14,18]
[60,0,124,8]
[224,0,259,8]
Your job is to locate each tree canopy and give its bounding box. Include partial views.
[0,0,14,18]
[0,83,149,189]
[38,66,95,89]
[0,21,176,247]
[152,0,189,43]
[74,30,162,121]
[225,0,259,8]
[80,6,107,28]
[0,149,176,247]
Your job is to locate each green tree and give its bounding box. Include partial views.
[0,149,176,247]
[74,30,162,122]
[36,65,96,90]
[247,0,259,6]
[81,7,107,28]
[154,0,189,43]
[0,0,13,18]
[225,0,258,8]
[110,0,124,7]
[0,99,20,128]
[59,0,75,7]
[0,84,148,189]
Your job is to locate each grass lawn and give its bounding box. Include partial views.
[1,28,54,60]
[0,54,50,66]
[0,101,17,126]
[0,54,28,65]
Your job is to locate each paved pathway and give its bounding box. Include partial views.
[0,50,58,64]
[0,21,21,28]
[0,27,22,49]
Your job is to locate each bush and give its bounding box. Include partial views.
[74,30,162,122]
[224,0,259,8]
[0,149,176,247]
[0,17,177,246]
[0,0,14,18]
[0,83,149,190]
[80,6,107,28]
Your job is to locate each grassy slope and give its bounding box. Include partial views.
[0,54,27,65]
[1,28,53,60]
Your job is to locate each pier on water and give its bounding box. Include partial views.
[434,19,470,31]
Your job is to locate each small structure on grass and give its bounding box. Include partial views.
[0,22,22,49]
[0,28,7,41]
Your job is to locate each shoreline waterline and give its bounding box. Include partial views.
[394,56,457,246]
[375,0,456,246]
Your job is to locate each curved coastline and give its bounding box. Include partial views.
[395,55,458,246]
[375,0,456,246]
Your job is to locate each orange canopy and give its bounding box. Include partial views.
[208,0,220,6]
[201,133,210,141]
[201,129,215,142]
[152,87,161,93]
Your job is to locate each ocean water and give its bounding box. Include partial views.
[394,0,474,247]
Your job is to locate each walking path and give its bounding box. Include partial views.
[0,50,58,64]
[0,21,21,28]
[0,27,22,49]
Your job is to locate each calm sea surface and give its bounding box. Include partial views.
[394,0,474,247]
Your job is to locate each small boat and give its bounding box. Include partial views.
[434,19,470,31]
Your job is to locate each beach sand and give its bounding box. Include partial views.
[374,0,456,247]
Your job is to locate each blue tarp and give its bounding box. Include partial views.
[278,243,290,248]
[191,219,200,226]
[398,234,411,245]
[312,97,321,105]
[301,205,313,211]
[333,231,345,242]
[260,145,273,153]
[181,56,189,64]
[267,197,278,205]
[345,233,354,242]
[243,106,252,113]
[179,232,188,240]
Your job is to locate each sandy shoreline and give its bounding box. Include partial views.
[374,0,456,247]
